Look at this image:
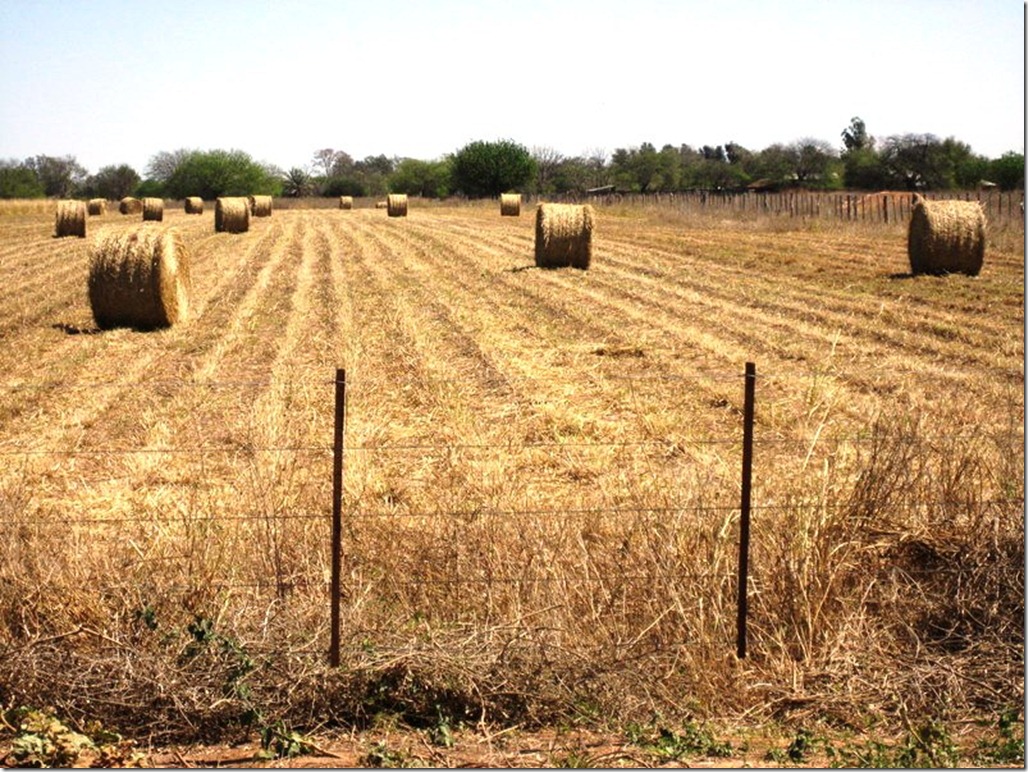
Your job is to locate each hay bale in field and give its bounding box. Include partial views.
[119,197,142,215]
[55,200,87,238]
[87,198,107,216]
[374,200,387,209]
[387,193,408,217]
[249,194,273,217]
[184,196,204,214]
[339,196,353,210]
[215,197,250,233]
[907,194,986,276]
[535,203,594,269]
[142,197,164,222]
[500,193,521,216]
[87,226,190,329]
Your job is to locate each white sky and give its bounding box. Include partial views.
[0,0,1023,176]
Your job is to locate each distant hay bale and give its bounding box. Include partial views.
[215,197,250,233]
[387,194,408,217]
[55,200,87,238]
[249,194,273,217]
[535,203,594,269]
[339,196,353,210]
[87,198,107,216]
[500,193,521,216]
[119,197,142,215]
[907,194,986,276]
[142,197,164,222]
[374,200,387,209]
[184,196,204,214]
[87,226,190,329]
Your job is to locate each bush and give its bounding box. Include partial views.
[450,139,536,198]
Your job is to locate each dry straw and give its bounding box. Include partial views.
[142,197,164,222]
[500,193,521,217]
[535,203,595,269]
[55,199,87,238]
[119,197,142,215]
[215,197,250,233]
[87,198,107,216]
[249,194,273,217]
[87,227,190,329]
[387,193,408,217]
[339,196,354,210]
[907,194,987,276]
[184,197,204,215]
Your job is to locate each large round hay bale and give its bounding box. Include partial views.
[119,197,142,215]
[87,227,190,329]
[339,196,353,210]
[374,200,387,209]
[55,200,87,238]
[535,203,594,269]
[249,194,273,217]
[184,196,204,214]
[386,193,408,217]
[215,197,250,233]
[87,198,107,216]
[907,194,986,276]
[500,193,521,217]
[142,197,164,222]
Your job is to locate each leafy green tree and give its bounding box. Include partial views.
[0,160,44,198]
[161,149,281,199]
[989,152,1025,190]
[322,176,366,197]
[841,116,871,152]
[82,164,140,200]
[879,133,967,190]
[25,154,86,197]
[389,158,450,198]
[450,139,536,197]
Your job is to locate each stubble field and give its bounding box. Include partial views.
[0,198,1023,766]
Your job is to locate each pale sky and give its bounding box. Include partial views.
[0,0,1023,176]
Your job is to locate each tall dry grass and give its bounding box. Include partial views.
[0,204,1020,748]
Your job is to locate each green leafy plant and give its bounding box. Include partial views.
[257,720,315,760]
[974,709,1025,765]
[630,721,732,760]
[2,707,139,768]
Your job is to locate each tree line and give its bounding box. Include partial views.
[0,119,1022,201]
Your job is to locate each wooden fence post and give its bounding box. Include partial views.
[737,362,756,659]
[329,368,346,667]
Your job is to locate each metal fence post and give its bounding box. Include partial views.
[737,362,756,659]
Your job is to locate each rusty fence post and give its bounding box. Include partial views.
[329,368,346,667]
[737,362,756,659]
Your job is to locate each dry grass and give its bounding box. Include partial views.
[0,203,1021,754]
[87,225,190,329]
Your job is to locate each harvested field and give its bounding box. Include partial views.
[0,201,1022,764]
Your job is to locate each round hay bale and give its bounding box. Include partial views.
[907,194,986,276]
[339,196,354,210]
[535,203,594,269]
[500,193,521,217]
[184,196,204,214]
[142,197,164,222]
[55,200,87,238]
[387,193,408,217]
[215,197,250,233]
[119,197,142,215]
[249,194,273,217]
[87,198,107,216]
[87,226,190,330]
[374,200,387,209]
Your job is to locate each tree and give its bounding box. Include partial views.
[0,159,44,198]
[83,164,140,200]
[145,149,194,184]
[161,149,281,199]
[389,158,450,198]
[282,167,314,198]
[532,146,565,194]
[450,139,536,197]
[879,133,957,190]
[25,154,86,197]
[841,117,871,152]
[989,152,1025,190]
